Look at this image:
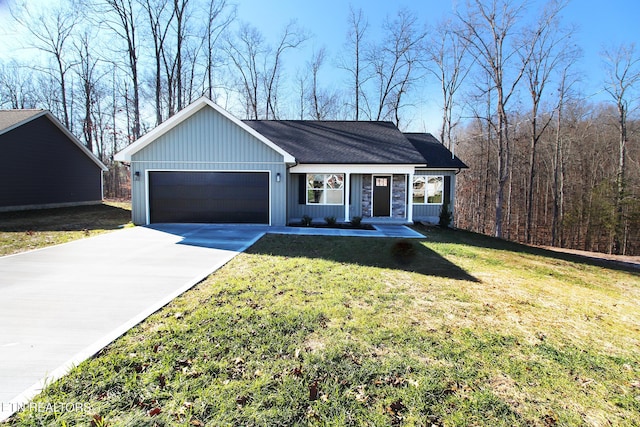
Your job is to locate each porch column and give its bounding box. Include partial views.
[407,172,414,224]
[344,172,351,222]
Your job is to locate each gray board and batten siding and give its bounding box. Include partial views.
[0,113,105,211]
[128,106,289,226]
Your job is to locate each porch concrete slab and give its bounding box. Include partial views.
[0,224,265,422]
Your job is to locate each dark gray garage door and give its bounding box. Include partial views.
[148,171,269,224]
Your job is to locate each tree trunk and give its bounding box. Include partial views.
[614,103,627,254]
[526,114,538,243]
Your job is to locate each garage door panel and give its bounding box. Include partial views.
[149,171,269,224]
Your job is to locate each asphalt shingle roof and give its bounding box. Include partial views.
[404,133,468,169]
[0,110,44,134]
[243,120,427,164]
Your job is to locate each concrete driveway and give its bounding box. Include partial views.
[0,224,266,421]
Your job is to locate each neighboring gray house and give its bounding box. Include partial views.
[0,109,108,212]
[114,97,467,226]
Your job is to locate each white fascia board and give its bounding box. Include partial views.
[289,164,425,174]
[415,167,464,172]
[114,97,296,164]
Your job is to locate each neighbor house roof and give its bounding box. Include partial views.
[243,120,427,165]
[404,133,468,169]
[0,109,108,171]
[0,109,46,134]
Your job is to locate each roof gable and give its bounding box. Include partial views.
[114,97,295,163]
[404,133,468,169]
[0,109,108,171]
[243,120,426,165]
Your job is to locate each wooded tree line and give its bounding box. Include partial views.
[450,1,639,256]
[0,0,638,255]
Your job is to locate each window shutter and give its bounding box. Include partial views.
[444,176,451,205]
[298,174,306,204]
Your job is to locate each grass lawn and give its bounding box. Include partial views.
[6,227,640,426]
[0,201,132,256]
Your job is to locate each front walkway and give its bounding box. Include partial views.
[269,224,424,238]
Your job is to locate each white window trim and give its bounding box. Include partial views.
[306,173,345,206]
[413,175,444,206]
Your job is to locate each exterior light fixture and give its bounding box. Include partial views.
[134,171,140,181]
[276,172,281,182]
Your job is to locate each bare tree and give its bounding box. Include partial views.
[305,47,340,120]
[551,64,577,247]
[141,0,174,125]
[73,30,103,152]
[263,21,308,119]
[12,1,79,128]
[0,61,39,109]
[522,0,572,244]
[368,8,426,127]
[102,0,141,139]
[201,0,235,100]
[294,69,308,120]
[424,19,472,151]
[308,47,325,120]
[338,6,369,120]
[457,0,538,238]
[226,21,307,119]
[173,0,190,111]
[602,43,640,254]
[225,22,263,119]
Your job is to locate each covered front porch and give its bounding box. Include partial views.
[286,164,421,225]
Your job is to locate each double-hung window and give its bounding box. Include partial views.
[413,175,443,205]
[307,173,344,205]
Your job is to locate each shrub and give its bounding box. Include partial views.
[301,215,313,226]
[324,216,337,226]
[439,204,452,228]
[350,216,362,227]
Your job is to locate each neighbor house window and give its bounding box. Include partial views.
[307,173,344,205]
[413,175,443,204]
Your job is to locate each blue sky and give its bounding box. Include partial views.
[234,0,639,92]
[0,0,638,132]
[233,0,639,130]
